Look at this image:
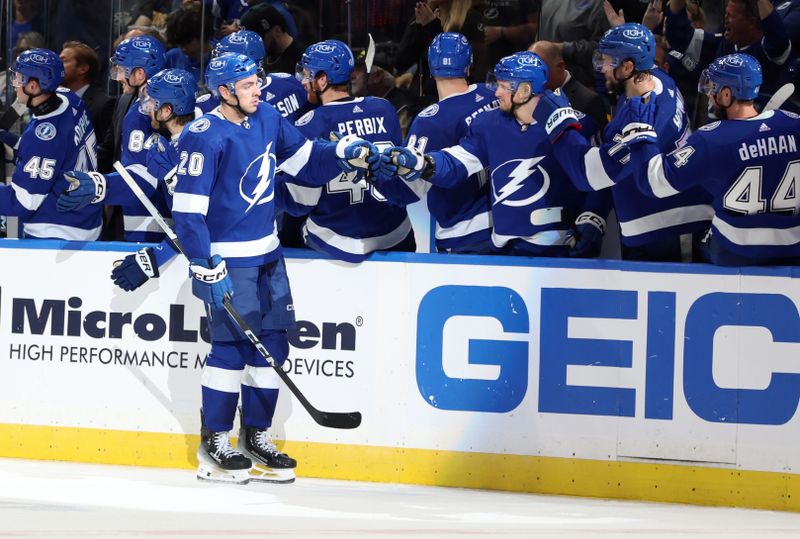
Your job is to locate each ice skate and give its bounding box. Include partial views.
[196,427,252,485]
[238,426,297,483]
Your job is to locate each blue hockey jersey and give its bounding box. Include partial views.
[277,96,416,262]
[630,109,800,261]
[429,107,608,255]
[195,73,310,123]
[261,73,310,123]
[554,69,713,247]
[404,84,498,252]
[111,101,172,242]
[172,102,349,267]
[0,89,102,240]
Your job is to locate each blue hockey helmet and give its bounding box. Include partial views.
[594,22,655,72]
[215,30,266,64]
[297,40,354,85]
[11,48,64,92]
[142,68,197,116]
[111,35,166,79]
[428,32,472,78]
[205,52,259,97]
[699,53,762,101]
[488,51,548,94]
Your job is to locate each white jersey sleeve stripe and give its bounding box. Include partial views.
[712,215,800,246]
[285,182,322,206]
[443,145,485,176]
[172,192,210,215]
[584,147,617,190]
[435,210,492,240]
[280,139,313,177]
[200,366,242,394]
[242,365,281,389]
[647,154,681,198]
[23,221,102,241]
[618,204,714,237]
[11,183,47,211]
[305,216,412,255]
[126,163,159,189]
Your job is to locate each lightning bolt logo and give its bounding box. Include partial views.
[492,156,550,207]
[240,142,276,212]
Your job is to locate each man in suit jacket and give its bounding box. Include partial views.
[530,40,609,141]
[59,41,116,164]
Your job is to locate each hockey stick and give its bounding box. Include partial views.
[113,161,363,430]
[365,33,375,74]
[764,83,795,112]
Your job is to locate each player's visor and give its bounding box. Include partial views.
[9,68,28,88]
[592,51,622,72]
[109,59,134,82]
[138,90,160,115]
[485,72,515,93]
[295,63,313,84]
[697,69,722,96]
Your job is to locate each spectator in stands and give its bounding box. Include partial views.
[666,0,792,98]
[10,0,43,51]
[59,41,116,147]
[479,0,540,71]
[774,0,800,53]
[245,0,299,38]
[240,3,304,74]
[538,0,611,88]
[164,4,216,83]
[394,0,485,105]
[530,40,609,140]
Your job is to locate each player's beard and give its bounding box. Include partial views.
[606,76,625,98]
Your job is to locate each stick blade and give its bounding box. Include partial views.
[312,410,362,429]
[365,33,375,74]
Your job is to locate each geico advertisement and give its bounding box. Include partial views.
[2,244,800,474]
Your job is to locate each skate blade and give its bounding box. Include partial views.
[196,461,251,485]
[248,462,296,484]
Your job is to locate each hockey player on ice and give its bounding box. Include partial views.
[620,53,800,266]
[171,52,374,484]
[399,32,498,254]
[0,48,102,240]
[276,39,418,262]
[374,51,610,258]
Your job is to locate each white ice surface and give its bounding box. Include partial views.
[0,458,799,538]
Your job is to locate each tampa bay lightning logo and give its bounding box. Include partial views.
[418,104,439,118]
[491,157,550,207]
[189,118,211,133]
[34,122,57,141]
[295,110,314,126]
[240,141,277,212]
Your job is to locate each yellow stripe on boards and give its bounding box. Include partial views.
[0,423,796,512]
